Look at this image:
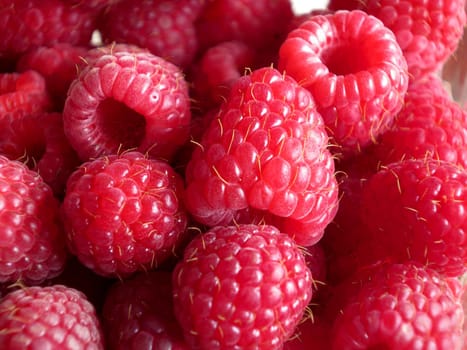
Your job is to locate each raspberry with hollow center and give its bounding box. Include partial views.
[63,48,191,162]
[278,10,409,157]
[172,224,313,350]
[61,151,188,278]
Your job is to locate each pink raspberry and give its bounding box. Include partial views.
[0,70,51,118]
[374,74,467,169]
[0,0,96,61]
[102,270,188,350]
[331,262,464,350]
[172,224,313,350]
[361,158,467,277]
[0,112,81,197]
[16,44,89,110]
[184,67,339,246]
[0,285,104,349]
[61,151,188,278]
[99,0,200,68]
[63,48,191,162]
[361,0,467,79]
[195,0,294,52]
[278,10,409,157]
[0,155,67,285]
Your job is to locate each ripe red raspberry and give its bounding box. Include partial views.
[62,151,188,278]
[361,158,467,277]
[0,0,96,61]
[99,0,199,68]
[63,48,191,162]
[0,156,67,285]
[184,67,339,246]
[374,74,467,169]
[331,262,465,350]
[278,10,409,157]
[102,270,188,350]
[360,0,467,79]
[189,40,256,111]
[0,70,51,118]
[195,0,294,52]
[16,44,89,110]
[0,285,104,349]
[0,112,81,197]
[172,224,313,350]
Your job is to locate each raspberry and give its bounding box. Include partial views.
[360,158,467,277]
[0,112,81,197]
[172,224,313,349]
[278,10,409,157]
[374,74,467,169]
[331,262,465,350]
[102,270,188,349]
[16,44,89,110]
[360,0,467,79]
[0,0,96,61]
[184,67,339,246]
[189,40,256,111]
[99,0,200,68]
[0,70,51,118]
[195,0,294,52]
[0,284,104,349]
[63,48,191,162]
[0,155,67,285]
[61,151,188,278]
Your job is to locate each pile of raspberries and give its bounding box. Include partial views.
[0,0,466,349]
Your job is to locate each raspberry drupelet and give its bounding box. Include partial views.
[184,66,339,246]
[172,224,313,350]
[279,10,409,157]
[61,151,188,278]
[63,48,191,162]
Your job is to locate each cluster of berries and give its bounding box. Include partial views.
[0,0,465,349]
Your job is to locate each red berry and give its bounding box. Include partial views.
[195,0,294,52]
[0,70,51,118]
[374,74,467,169]
[0,111,81,197]
[0,0,96,61]
[102,270,188,350]
[62,151,188,278]
[331,262,464,350]
[16,44,89,110]
[172,224,313,350]
[0,285,104,349]
[99,0,200,68]
[0,156,67,285]
[361,158,467,277]
[63,48,191,162]
[184,67,339,246]
[361,0,467,79]
[278,10,409,157]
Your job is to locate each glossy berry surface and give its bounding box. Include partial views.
[172,224,313,350]
[361,158,467,277]
[62,151,188,278]
[0,285,104,349]
[0,155,67,285]
[279,10,409,156]
[63,48,191,162]
[331,263,464,350]
[184,67,339,246]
